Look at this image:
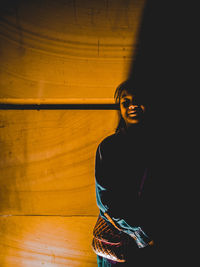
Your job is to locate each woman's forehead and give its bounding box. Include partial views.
[120,90,136,98]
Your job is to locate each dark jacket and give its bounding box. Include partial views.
[95,127,159,246]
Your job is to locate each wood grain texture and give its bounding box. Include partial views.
[0,1,146,265]
[0,110,118,215]
[0,0,145,99]
[0,216,98,267]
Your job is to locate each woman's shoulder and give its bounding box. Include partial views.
[97,132,121,152]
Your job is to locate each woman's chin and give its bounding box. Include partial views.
[126,119,140,126]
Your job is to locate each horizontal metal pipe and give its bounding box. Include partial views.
[0,103,119,110]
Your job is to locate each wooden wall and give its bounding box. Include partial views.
[0,0,145,266]
[0,110,117,215]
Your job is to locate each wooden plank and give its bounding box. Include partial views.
[0,110,118,215]
[0,216,98,267]
[0,0,145,99]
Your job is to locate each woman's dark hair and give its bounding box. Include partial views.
[114,79,147,133]
[114,79,139,104]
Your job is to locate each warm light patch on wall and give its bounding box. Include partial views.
[0,0,146,100]
[0,216,97,266]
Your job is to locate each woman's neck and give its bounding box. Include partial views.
[126,122,145,133]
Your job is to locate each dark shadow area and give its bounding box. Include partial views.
[126,0,196,264]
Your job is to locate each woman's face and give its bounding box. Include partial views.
[119,90,145,127]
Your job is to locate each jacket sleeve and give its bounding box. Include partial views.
[95,143,125,216]
[95,144,110,213]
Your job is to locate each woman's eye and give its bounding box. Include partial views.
[121,100,130,108]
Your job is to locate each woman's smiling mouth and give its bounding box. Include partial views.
[127,111,137,117]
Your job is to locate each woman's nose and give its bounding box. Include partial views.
[128,104,137,110]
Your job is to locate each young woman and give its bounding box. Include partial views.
[94,80,158,266]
